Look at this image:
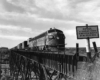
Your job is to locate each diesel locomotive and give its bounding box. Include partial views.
[13,28,65,51]
[28,28,65,51]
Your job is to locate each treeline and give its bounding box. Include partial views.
[0,47,9,64]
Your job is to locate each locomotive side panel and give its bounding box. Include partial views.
[29,40,37,50]
[28,32,47,50]
[37,36,46,50]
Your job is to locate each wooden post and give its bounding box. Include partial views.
[86,38,91,53]
[92,42,99,62]
[86,38,91,62]
[76,43,79,69]
[93,42,98,57]
[86,24,91,62]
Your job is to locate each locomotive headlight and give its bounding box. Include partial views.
[57,37,59,39]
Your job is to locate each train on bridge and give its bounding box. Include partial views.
[10,28,89,80]
[12,28,65,51]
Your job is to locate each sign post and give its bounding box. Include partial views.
[76,24,99,62]
[86,24,91,52]
[86,24,91,60]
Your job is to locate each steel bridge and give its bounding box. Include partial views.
[9,43,87,80]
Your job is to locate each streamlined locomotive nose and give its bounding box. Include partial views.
[57,34,65,49]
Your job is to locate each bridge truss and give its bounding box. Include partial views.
[9,44,87,80]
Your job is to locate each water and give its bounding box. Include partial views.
[73,57,100,80]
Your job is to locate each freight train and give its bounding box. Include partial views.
[12,28,65,51]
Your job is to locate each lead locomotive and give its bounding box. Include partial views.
[13,28,65,51]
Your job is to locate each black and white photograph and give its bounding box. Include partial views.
[0,0,100,80]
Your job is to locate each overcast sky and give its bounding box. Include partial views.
[0,0,100,48]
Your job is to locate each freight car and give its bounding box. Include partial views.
[28,28,65,51]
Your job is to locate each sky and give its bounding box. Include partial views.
[0,0,100,49]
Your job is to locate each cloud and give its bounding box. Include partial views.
[1,0,71,20]
[0,11,39,21]
[64,29,76,36]
[0,0,86,27]
[0,34,28,40]
[70,0,100,23]
[5,0,38,13]
[0,24,33,33]
[1,0,26,13]
[0,9,85,31]
[1,0,100,24]
[34,0,100,24]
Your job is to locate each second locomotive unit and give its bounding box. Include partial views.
[28,28,65,51]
